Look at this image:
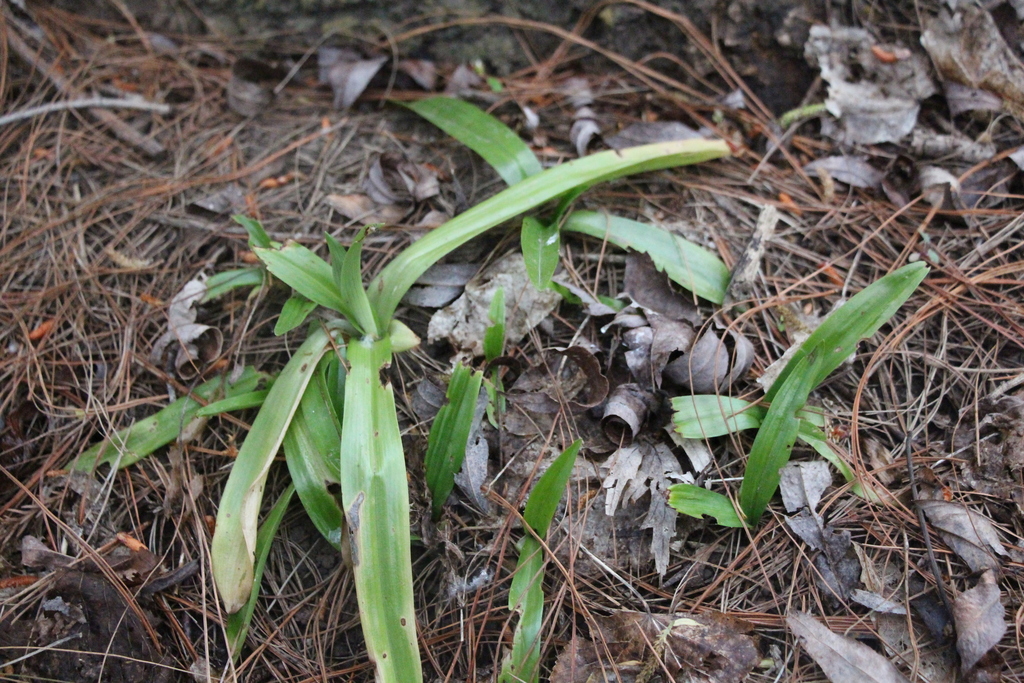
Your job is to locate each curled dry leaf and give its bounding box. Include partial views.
[396,59,436,91]
[663,328,755,393]
[602,384,657,446]
[443,63,484,95]
[317,47,387,109]
[953,570,1006,673]
[324,193,408,227]
[944,81,1004,116]
[922,4,1024,116]
[428,252,560,358]
[918,500,1006,572]
[788,611,910,683]
[550,609,758,683]
[803,156,884,190]
[364,155,440,205]
[150,278,223,379]
[624,252,700,324]
[570,106,601,157]
[604,120,703,149]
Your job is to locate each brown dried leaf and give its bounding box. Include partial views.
[324,193,408,226]
[663,329,754,393]
[397,59,437,91]
[803,156,884,190]
[443,63,483,95]
[602,383,656,446]
[788,611,910,683]
[624,253,700,324]
[150,278,223,379]
[953,571,1006,673]
[952,394,1024,509]
[317,49,387,110]
[919,500,1006,572]
[21,536,73,570]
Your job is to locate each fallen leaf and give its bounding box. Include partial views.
[918,500,1006,572]
[724,204,779,310]
[189,184,246,216]
[601,384,656,447]
[317,48,387,109]
[779,461,832,513]
[624,252,700,324]
[605,121,703,149]
[427,252,560,359]
[951,394,1024,510]
[226,58,275,117]
[324,193,408,226]
[443,63,484,95]
[364,154,440,205]
[953,570,1006,673]
[663,328,755,393]
[788,611,910,683]
[397,59,436,90]
[803,156,884,190]
[850,589,907,615]
[570,106,600,157]
[150,277,223,379]
[944,81,1004,116]
[21,536,74,570]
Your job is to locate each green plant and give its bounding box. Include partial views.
[668,262,928,527]
[76,97,729,681]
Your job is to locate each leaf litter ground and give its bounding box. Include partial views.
[2,2,1024,682]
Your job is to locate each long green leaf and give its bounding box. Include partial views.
[233,214,272,248]
[738,351,823,523]
[424,364,484,520]
[340,336,421,682]
[563,211,730,304]
[254,242,344,313]
[484,287,506,363]
[521,216,559,290]
[404,96,542,185]
[370,139,730,322]
[284,362,344,548]
[764,262,928,402]
[202,268,265,302]
[275,294,318,335]
[224,483,294,658]
[339,230,379,336]
[212,326,335,613]
[72,367,264,471]
[672,395,824,439]
[196,389,270,417]
[499,439,582,683]
[667,484,746,528]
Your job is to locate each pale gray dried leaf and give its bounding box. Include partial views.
[365,157,403,205]
[647,313,695,388]
[416,263,479,286]
[21,535,73,570]
[604,121,702,150]
[788,611,911,683]
[724,204,778,310]
[953,570,1006,672]
[1009,145,1024,172]
[663,329,755,393]
[944,81,1003,116]
[806,24,936,144]
[641,443,683,576]
[601,383,655,447]
[908,129,996,164]
[919,165,960,207]
[402,285,463,308]
[919,500,1006,572]
[454,389,491,513]
[786,508,826,551]
[922,4,1024,115]
[323,54,387,109]
[603,446,644,516]
[550,278,618,316]
[803,156,884,190]
[563,76,593,108]
[396,161,440,201]
[416,209,450,229]
[851,589,907,615]
[412,378,446,421]
[570,107,601,157]
[624,252,700,324]
[521,104,539,131]
[720,88,746,109]
[397,59,437,90]
[674,434,712,473]
[621,325,653,383]
[317,46,360,81]
[780,461,832,513]
[324,193,408,226]
[150,278,223,379]
[444,64,483,95]
[190,184,246,215]
[428,252,560,358]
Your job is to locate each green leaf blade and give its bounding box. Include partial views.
[202,268,265,302]
[339,231,379,336]
[672,395,765,438]
[196,389,270,417]
[233,214,271,248]
[404,96,542,185]
[424,364,485,520]
[667,484,746,527]
[254,242,345,313]
[563,211,730,304]
[521,216,560,290]
[275,295,318,336]
[484,287,506,363]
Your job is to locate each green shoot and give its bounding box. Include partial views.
[499,439,582,683]
[202,267,265,302]
[424,364,485,520]
[667,485,745,528]
[521,216,560,290]
[195,389,270,417]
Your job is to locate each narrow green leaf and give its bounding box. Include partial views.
[203,268,265,302]
[212,326,335,613]
[326,234,347,292]
[72,367,264,472]
[339,230,379,336]
[424,364,484,519]
[499,440,582,683]
[275,295,318,335]
[672,395,825,439]
[284,366,343,549]
[224,483,294,658]
[253,242,345,312]
[339,336,422,682]
[196,390,270,417]
[738,351,823,523]
[484,287,506,363]
[521,216,560,290]
[233,214,272,248]
[404,96,542,185]
[667,484,746,527]
[370,139,730,322]
[764,262,928,402]
[562,211,730,304]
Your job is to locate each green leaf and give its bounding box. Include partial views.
[284,365,343,549]
[253,242,345,313]
[196,390,270,417]
[672,395,825,439]
[224,483,294,658]
[521,216,560,290]
[339,336,422,683]
[202,268,265,302]
[339,230,379,336]
[424,364,484,520]
[484,287,506,363]
[667,484,746,527]
[499,440,582,683]
[72,367,265,472]
[275,295,318,335]
[764,262,928,402]
[212,326,335,613]
[562,211,730,304]
[370,139,730,322]
[233,214,272,249]
[738,351,823,523]
[404,96,542,186]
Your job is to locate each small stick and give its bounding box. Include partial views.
[5,25,167,157]
[0,97,171,127]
